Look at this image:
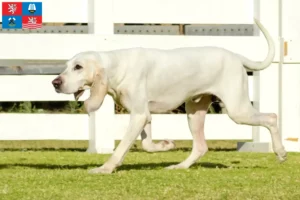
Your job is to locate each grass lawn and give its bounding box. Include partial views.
[0,140,300,200]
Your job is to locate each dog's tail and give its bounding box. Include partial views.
[239,18,275,71]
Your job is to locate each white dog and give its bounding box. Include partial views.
[52,18,286,174]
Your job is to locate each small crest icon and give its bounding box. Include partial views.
[8,17,16,26]
[1,2,42,29]
[28,3,36,13]
[8,4,17,14]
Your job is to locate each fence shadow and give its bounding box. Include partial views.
[0,163,98,170]
[0,161,266,171]
[118,162,266,170]
[128,148,237,153]
[0,146,237,152]
[0,148,88,152]
[118,162,230,171]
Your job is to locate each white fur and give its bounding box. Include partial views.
[54,18,286,174]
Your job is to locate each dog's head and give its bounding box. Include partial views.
[52,51,108,113]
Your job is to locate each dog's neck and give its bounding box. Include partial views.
[98,52,126,99]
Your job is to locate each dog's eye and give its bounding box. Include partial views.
[74,65,82,70]
[74,65,83,70]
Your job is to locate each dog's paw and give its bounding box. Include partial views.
[275,147,287,163]
[165,164,188,170]
[158,140,176,151]
[88,166,114,174]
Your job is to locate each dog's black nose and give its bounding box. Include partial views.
[52,77,62,89]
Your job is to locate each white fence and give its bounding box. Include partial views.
[0,0,299,153]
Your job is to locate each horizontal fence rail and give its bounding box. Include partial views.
[0,113,252,141]
[0,75,254,102]
[0,35,280,62]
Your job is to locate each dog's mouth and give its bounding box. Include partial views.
[74,85,91,101]
[74,89,85,101]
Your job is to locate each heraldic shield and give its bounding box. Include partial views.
[2,2,42,29]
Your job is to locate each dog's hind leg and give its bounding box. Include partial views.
[141,121,176,152]
[219,72,287,162]
[166,95,211,169]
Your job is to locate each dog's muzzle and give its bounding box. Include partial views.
[52,76,62,90]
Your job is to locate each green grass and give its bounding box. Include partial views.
[0,140,300,200]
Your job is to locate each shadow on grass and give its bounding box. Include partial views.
[119,162,266,170]
[0,163,99,170]
[0,147,236,153]
[0,148,88,152]
[0,161,266,171]
[174,147,236,152]
[127,147,237,153]
[118,162,230,171]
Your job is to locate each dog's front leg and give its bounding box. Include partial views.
[89,113,149,174]
[141,122,176,152]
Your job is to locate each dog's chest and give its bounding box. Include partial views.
[108,88,132,111]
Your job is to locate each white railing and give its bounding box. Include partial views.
[0,0,299,152]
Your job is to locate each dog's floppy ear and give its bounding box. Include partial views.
[84,66,108,114]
